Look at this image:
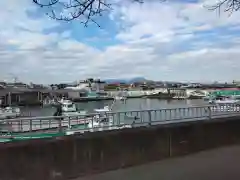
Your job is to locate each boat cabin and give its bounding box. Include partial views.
[61,101,77,112]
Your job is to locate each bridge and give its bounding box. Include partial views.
[1,104,240,180]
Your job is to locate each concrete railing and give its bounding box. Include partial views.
[1,104,240,137]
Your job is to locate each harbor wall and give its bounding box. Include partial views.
[1,116,240,180]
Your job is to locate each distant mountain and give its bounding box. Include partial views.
[104,77,147,84]
[127,77,147,83]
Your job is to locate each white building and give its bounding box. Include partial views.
[64,79,106,92]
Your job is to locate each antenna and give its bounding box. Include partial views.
[8,73,18,83]
[13,76,18,83]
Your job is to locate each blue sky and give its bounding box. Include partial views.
[0,0,240,84]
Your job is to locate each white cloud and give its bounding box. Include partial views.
[0,0,240,84]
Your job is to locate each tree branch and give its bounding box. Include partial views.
[32,0,166,27]
[204,0,240,16]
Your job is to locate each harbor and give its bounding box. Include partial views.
[2,0,240,178]
[1,103,240,180]
[1,83,240,179]
[0,88,207,107]
[1,79,240,178]
[0,78,236,107]
[0,98,209,118]
[1,79,240,137]
[1,101,240,140]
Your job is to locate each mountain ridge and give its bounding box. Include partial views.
[104,77,147,84]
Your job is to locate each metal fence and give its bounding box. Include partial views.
[1,104,240,139]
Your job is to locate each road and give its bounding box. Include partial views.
[77,145,240,180]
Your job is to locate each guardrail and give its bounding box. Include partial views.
[1,104,240,139]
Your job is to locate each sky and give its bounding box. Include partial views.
[0,0,240,84]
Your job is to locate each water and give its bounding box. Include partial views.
[20,99,208,117]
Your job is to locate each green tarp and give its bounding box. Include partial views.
[210,90,240,96]
[0,132,66,142]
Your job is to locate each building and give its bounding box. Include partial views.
[65,79,106,92]
[89,79,106,92]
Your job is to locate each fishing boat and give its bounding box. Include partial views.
[87,106,131,130]
[114,96,127,101]
[87,95,132,130]
[209,96,240,105]
[0,107,21,119]
[88,106,113,129]
[42,98,58,106]
[209,96,240,112]
[114,90,127,102]
[59,98,88,116]
[203,95,211,101]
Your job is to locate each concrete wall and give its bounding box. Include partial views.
[1,117,240,180]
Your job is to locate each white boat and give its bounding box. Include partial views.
[114,90,128,101]
[210,96,240,112]
[203,96,211,101]
[58,98,87,116]
[215,99,240,104]
[210,96,240,105]
[42,98,58,106]
[115,96,127,101]
[88,106,113,129]
[65,99,131,134]
[58,97,70,105]
[94,106,111,112]
[0,107,21,119]
[88,107,131,130]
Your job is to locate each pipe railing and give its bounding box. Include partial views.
[0,104,240,138]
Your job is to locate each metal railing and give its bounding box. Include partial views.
[1,103,240,139]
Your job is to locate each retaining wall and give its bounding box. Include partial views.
[1,116,240,180]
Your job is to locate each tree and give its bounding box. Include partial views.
[32,0,164,26]
[33,0,238,27]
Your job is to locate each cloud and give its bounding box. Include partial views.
[0,0,240,83]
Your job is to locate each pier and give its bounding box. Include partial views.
[1,104,240,180]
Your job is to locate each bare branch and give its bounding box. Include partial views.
[204,0,240,16]
[33,0,59,7]
[33,0,114,27]
[33,0,166,27]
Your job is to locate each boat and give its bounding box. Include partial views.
[63,96,132,135]
[60,99,87,116]
[114,96,127,101]
[186,90,206,99]
[0,107,21,119]
[88,106,113,129]
[42,98,58,106]
[203,96,211,101]
[87,95,132,130]
[144,92,175,99]
[209,96,240,112]
[209,96,240,105]
[58,97,70,105]
[114,91,127,101]
[87,106,131,130]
